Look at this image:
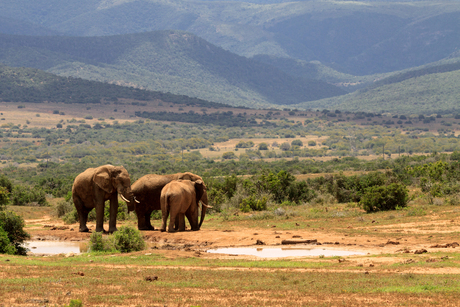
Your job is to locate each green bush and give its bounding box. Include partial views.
[360,183,409,213]
[0,187,9,210]
[10,185,48,206]
[0,211,30,255]
[89,232,117,252]
[63,209,78,224]
[56,200,74,218]
[113,226,146,253]
[240,195,267,212]
[0,226,16,254]
[64,299,83,307]
[89,226,145,253]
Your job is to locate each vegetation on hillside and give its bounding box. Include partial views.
[0,32,345,107]
[0,64,228,108]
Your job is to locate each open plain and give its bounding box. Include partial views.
[2,199,460,306]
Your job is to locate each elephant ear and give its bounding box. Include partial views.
[194,179,205,203]
[94,167,114,193]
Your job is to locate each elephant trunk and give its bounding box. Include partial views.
[118,187,138,213]
[198,192,211,230]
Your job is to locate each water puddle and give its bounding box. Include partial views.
[25,241,87,255]
[207,247,366,258]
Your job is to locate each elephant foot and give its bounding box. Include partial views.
[95,228,107,233]
[160,229,166,232]
[138,226,155,231]
[79,226,89,232]
[108,227,118,233]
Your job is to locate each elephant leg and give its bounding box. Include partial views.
[108,195,118,233]
[145,212,154,230]
[75,198,90,232]
[176,213,186,231]
[95,199,106,233]
[167,210,177,233]
[161,207,169,232]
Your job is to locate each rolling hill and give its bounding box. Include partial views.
[0,31,346,107]
[0,64,227,108]
[292,60,460,115]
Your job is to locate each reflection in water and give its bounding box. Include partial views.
[25,241,86,255]
[207,247,365,258]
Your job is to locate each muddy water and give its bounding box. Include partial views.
[25,241,87,255]
[207,247,366,258]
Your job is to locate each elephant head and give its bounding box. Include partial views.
[93,165,138,212]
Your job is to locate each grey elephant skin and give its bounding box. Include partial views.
[72,165,136,233]
[131,172,209,231]
[160,179,206,232]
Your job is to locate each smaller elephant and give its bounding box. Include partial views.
[160,179,208,232]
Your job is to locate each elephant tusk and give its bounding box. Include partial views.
[200,201,213,209]
[134,196,140,203]
[120,194,130,203]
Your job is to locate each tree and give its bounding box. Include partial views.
[258,143,268,150]
[0,211,30,255]
[222,152,237,159]
[0,187,9,210]
[280,142,290,151]
[360,183,408,213]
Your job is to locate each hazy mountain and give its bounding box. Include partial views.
[1,0,459,75]
[0,31,346,107]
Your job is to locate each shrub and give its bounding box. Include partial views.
[63,209,79,224]
[89,226,145,253]
[89,232,117,252]
[113,226,146,253]
[222,152,237,159]
[56,200,74,218]
[0,226,16,254]
[360,183,409,213]
[0,187,9,210]
[10,185,48,206]
[240,195,267,212]
[0,211,30,255]
[64,299,83,307]
[258,143,269,150]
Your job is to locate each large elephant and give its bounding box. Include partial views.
[160,179,206,232]
[72,165,138,233]
[131,172,209,231]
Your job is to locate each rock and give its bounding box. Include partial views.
[73,272,84,276]
[281,239,317,245]
[144,276,158,282]
[414,249,427,254]
[385,240,400,245]
[256,240,265,245]
[430,242,459,248]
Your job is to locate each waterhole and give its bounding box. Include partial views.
[207,247,366,258]
[25,241,87,255]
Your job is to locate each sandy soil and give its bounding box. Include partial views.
[25,214,460,272]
